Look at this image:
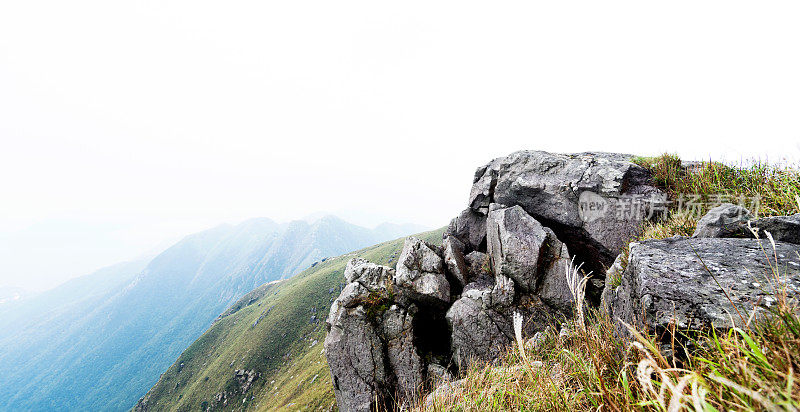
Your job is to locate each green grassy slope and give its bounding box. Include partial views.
[136,228,445,412]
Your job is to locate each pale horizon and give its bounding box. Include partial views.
[3,0,800,291]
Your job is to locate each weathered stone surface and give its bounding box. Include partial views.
[395,237,451,305]
[447,280,554,368]
[468,151,660,272]
[444,208,487,252]
[325,304,389,412]
[446,296,512,368]
[607,237,800,335]
[381,305,424,405]
[486,205,570,297]
[692,203,752,238]
[344,258,395,292]
[692,205,800,245]
[426,363,454,387]
[489,274,515,308]
[443,236,469,288]
[601,254,624,316]
[486,205,546,292]
[751,214,800,244]
[534,241,573,314]
[326,259,419,411]
[464,251,490,278]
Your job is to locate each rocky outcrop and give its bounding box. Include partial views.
[692,203,752,238]
[394,237,450,306]
[326,150,662,411]
[446,209,487,253]
[325,245,449,411]
[693,204,800,244]
[606,237,800,335]
[456,151,662,275]
[748,214,800,244]
[442,236,469,289]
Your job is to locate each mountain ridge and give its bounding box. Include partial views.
[0,215,424,411]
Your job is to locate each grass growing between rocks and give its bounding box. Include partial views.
[616,154,800,284]
[422,247,800,411]
[421,157,800,412]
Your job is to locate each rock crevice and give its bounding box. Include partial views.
[325,151,664,411]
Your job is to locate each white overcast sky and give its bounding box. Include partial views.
[1,1,799,291]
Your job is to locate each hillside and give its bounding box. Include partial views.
[135,228,445,411]
[0,216,423,411]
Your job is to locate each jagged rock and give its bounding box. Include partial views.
[447,295,512,368]
[468,151,660,273]
[750,214,800,244]
[607,237,800,335]
[345,258,394,293]
[486,205,572,308]
[335,282,370,308]
[325,304,389,412]
[534,241,573,313]
[443,236,469,288]
[395,237,450,305]
[447,286,553,368]
[464,251,490,278]
[692,203,752,238]
[381,305,424,405]
[692,205,800,245]
[487,205,546,291]
[489,274,514,308]
[600,254,624,316]
[444,208,487,252]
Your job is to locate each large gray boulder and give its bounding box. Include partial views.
[326,258,424,411]
[468,151,660,273]
[395,237,451,306]
[692,205,799,245]
[692,203,752,238]
[442,236,469,288]
[444,208,487,252]
[381,305,425,406]
[607,237,800,335]
[325,303,390,412]
[447,296,511,369]
[447,287,554,368]
[486,205,573,311]
[750,214,800,244]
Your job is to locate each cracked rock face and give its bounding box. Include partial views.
[325,257,428,412]
[486,205,571,297]
[692,204,800,245]
[606,237,800,335]
[444,208,487,253]
[443,236,469,288]
[325,304,389,412]
[692,203,752,238]
[395,237,450,306]
[325,151,662,411]
[749,214,800,244]
[467,151,660,273]
[381,306,424,406]
[447,282,554,368]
